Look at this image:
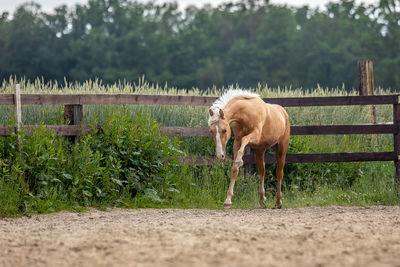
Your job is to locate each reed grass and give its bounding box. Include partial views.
[1,77,399,212]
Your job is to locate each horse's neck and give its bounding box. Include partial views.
[225,98,253,124]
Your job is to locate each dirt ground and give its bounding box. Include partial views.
[1,206,400,267]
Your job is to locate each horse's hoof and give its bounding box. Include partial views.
[234,161,243,167]
[274,204,282,209]
[223,203,232,210]
[259,200,267,208]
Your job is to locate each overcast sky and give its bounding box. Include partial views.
[0,0,379,13]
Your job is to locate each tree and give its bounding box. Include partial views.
[1,0,399,91]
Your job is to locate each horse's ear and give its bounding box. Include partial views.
[209,109,214,116]
[219,109,225,119]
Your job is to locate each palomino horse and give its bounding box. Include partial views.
[208,89,290,209]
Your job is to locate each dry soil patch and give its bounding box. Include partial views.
[1,206,400,267]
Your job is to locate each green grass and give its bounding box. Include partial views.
[284,162,400,208]
[118,161,400,210]
[0,77,399,216]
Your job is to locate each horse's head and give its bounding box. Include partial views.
[209,108,231,160]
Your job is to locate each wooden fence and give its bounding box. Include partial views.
[1,86,400,181]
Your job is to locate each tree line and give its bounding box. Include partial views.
[0,0,399,90]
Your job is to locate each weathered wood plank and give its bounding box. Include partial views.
[64,105,83,125]
[0,94,14,104]
[22,94,79,105]
[11,94,217,106]
[292,124,396,135]
[264,95,397,107]
[0,94,398,106]
[359,60,374,96]
[243,152,396,164]
[64,105,83,141]
[0,126,13,136]
[1,124,396,137]
[160,124,396,137]
[78,94,218,106]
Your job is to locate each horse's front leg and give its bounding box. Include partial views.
[223,165,239,209]
[234,131,260,167]
[224,139,241,209]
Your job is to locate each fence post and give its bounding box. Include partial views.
[358,60,377,123]
[358,60,374,97]
[14,84,22,148]
[359,60,377,149]
[64,104,83,142]
[393,100,400,183]
[243,146,252,177]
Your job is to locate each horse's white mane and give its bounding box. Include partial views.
[208,89,260,126]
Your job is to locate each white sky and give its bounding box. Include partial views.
[0,0,379,13]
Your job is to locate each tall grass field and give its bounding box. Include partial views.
[0,77,399,217]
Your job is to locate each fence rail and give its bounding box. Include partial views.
[1,89,399,181]
[1,124,395,137]
[0,93,398,106]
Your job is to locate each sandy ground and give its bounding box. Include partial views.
[1,206,400,267]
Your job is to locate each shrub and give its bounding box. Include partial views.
[0,110,182,216]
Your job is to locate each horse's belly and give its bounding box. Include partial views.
[249,141,277,149]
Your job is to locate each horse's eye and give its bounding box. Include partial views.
[222,129,227,134]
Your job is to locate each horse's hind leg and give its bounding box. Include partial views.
[273,141,289,209]
[254,148,267,207]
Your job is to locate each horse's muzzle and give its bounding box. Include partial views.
[217,153,225,160]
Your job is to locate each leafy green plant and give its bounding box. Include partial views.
[87,109,183,201]
[0,110,183,216]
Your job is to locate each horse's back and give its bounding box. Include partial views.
[228,97,289,143]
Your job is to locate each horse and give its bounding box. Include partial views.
[208,89,290,209]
